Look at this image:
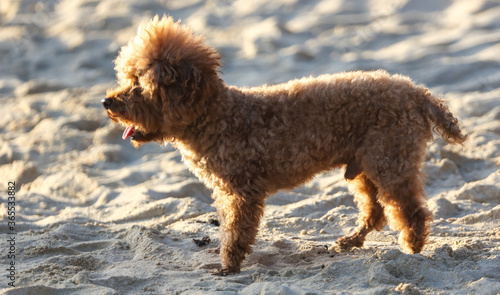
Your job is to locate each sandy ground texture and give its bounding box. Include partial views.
[1,0,500,294]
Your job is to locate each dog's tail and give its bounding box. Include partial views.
[423,91,467,145]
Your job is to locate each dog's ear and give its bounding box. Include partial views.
[154,61,213,126]
[176,62,204,90]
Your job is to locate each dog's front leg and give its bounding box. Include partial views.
[213,192,265,275]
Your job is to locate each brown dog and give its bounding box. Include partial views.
[102,16,466,275]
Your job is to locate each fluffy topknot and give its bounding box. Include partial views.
[114,15,221,92]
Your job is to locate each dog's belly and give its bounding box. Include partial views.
[177,129,355,197]
[262,155,347,193]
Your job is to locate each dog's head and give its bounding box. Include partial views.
[103,15,221,147]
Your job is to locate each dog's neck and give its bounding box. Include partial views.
[170,81,232,151]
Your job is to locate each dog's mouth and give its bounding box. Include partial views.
[122,124,150,142]
[122,124,136,140]
[105,112,142,141]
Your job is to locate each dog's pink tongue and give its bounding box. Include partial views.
[122,125,135,140]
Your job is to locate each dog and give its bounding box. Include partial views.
[102,15,467,275]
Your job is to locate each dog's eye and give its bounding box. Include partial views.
[130,81,140,92]
[132,86,142,94]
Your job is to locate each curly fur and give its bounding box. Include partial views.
[103,15,467,275]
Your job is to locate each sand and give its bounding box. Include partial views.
[1,0,499,294]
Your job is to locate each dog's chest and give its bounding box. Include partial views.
[176,147,223,190]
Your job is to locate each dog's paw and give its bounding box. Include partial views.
[206,246,220,254]
[336,235,364,251]
[211,267,240,276]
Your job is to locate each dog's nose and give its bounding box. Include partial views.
[102,98,113,109]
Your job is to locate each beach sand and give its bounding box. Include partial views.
[0,0,499,294]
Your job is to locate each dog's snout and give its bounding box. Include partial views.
[102,98,113,109]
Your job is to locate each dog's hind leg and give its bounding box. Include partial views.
[337,173,386,250]
[214,192,265,275]
[357,127,433,254]
[376,175,433,254]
